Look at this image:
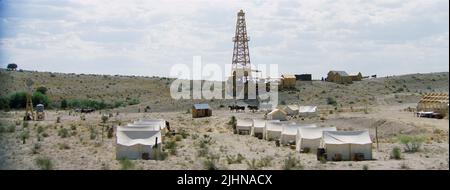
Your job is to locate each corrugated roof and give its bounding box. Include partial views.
[193,104,210,109]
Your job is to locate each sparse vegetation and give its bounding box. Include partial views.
[226,153,245,164]
[35,157,53,170]
[398,135,425,152]
[391,147,402,160]
[282,154,303,170]
[203,154,219,170]
[58,128,69,138]
[119,158,135,170]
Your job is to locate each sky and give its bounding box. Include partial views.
[0,0,448,80]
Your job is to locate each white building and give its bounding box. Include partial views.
[252,119,268,139]
[267,109,287,121]
[265,120,283,141]
[280,123,317,145]
[236,119,253,135]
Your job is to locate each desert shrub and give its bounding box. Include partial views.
[164,140,177,155]
[58,128,69,138]
[119,158,135,170]
[89,126,97,140]
[226,153,246,164]
[37,125,44,134]
[22,121,29,129]
[36,86,48,95]
[153,148,168,161]
[101,115,109,124]
[400,162,409,169]
[19,130,29,144]
[362,165,369,170]
[0,126,4,133]
[398,135,425,152]
[32,143,41,154]
[257,156,273,168]
[319,156,327,164]
[127,99,140,105]
[60,99,68,109]
[56,116,61,123]
[246,159,260,170]
[70,124,77,130]
[179,129,189,139]
[0,96,9,110]
[197,147,209,157]
[67,99,109,110]
[35,157,53,170]
[203,154,219,170]
[175,134,182,141]
[326,97,337,106]
[282,154,303,170]
[58,143,70,150]
[42,132,49,137]
[391,147,402,160]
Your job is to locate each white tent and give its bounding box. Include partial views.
[116,125,162,160]
[267,109,287,121]
[299,106,317,116]
[321,131,372,161]
[265,120,283,141]
[280,123,317,145]
[252,119,268,138]
[280,105,299,116]
[236,119,253,135]
[296,127,336,153]
[133,119,166,135]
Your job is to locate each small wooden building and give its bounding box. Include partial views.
[326,71,362,84]
[192,104,212,118]
[281,74,296,89]
[295,74,312,81]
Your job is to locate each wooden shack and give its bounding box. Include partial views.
[192,104,212,118]
[281,74,296,89]
[417,93,449,116]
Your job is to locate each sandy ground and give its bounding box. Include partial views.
[0,103,448,170]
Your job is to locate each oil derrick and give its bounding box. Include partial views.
[231,10,252,100]
[24,79,34,121]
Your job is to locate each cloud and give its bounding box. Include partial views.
[0,0,448,80]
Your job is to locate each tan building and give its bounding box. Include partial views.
[326,71,362,84]
[281,74,296,89]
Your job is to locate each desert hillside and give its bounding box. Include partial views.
[0,69,448,111]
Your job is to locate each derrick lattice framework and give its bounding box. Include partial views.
[232,10,251,74]
[231,10,253,99]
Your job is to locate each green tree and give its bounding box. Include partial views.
[8,91,27,108]
[36,86,48,95]
[32,92,49,107]
[60,99,68,109]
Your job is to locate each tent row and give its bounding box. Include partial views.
[116,118,168,160]
[267,106,318,121]
[236,118,373,161]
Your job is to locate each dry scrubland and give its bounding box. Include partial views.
[0,70,448,170]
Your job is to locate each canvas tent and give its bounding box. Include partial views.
[321,131,372,161]
[299,106,317,116]
[267,109,287,121]
[133,119,167,135]
[236,119,253,135]
[116,125,162,160]
[252,119,268,139]
[265,120,283,141]
[296,127,336,153]
[280,105,299,116]
[280,123,317,145]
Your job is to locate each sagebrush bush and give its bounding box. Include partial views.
[35,157,53,170]
[282,154,303,170]
[119,158,135,170]
[391,147,402,160]
[398,135,425,152]
[58,128,69,138]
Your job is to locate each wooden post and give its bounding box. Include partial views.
[375,126,379,151]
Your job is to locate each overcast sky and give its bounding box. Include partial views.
[0,0,448,80]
